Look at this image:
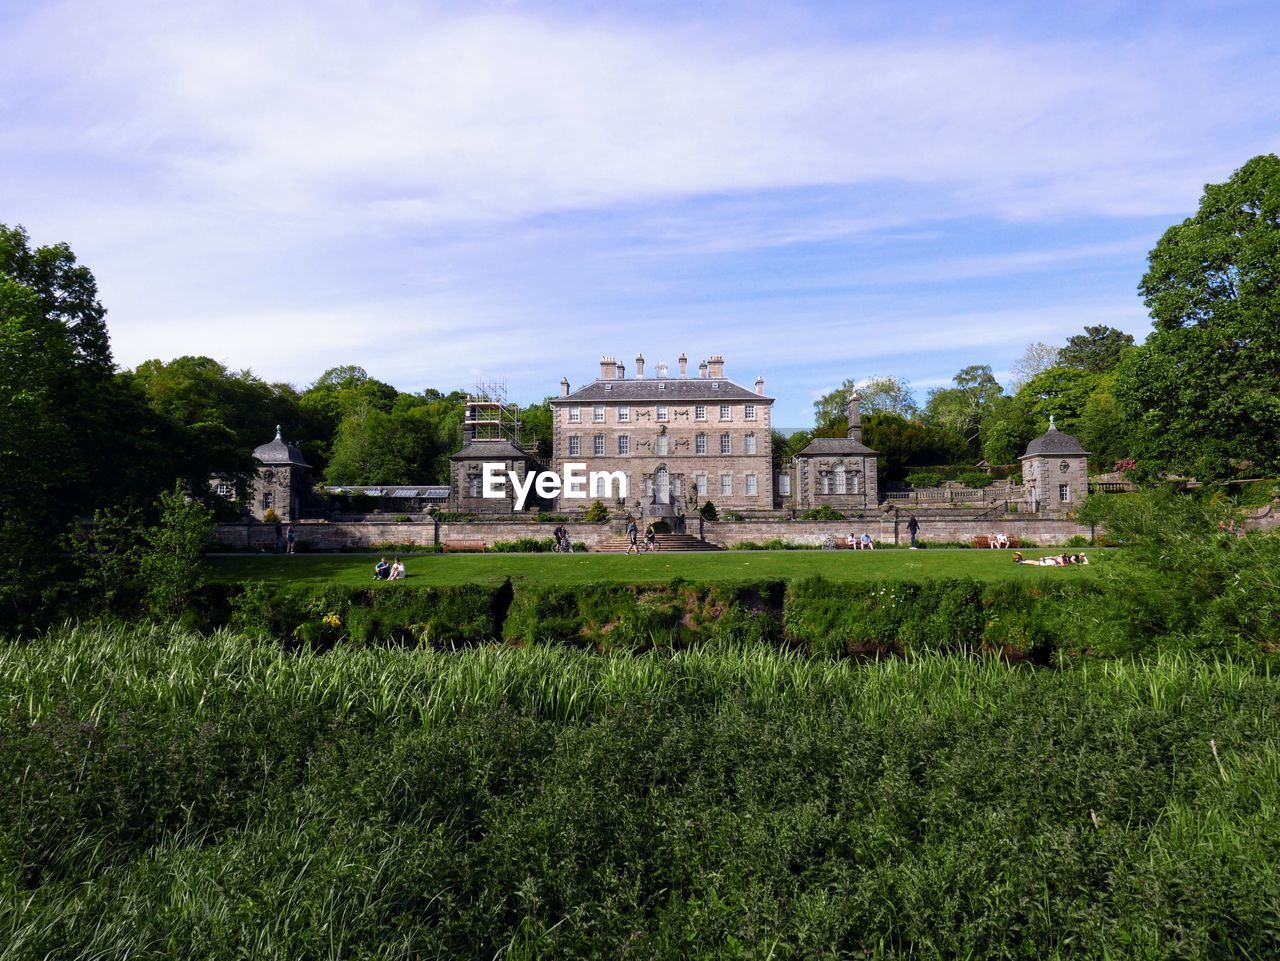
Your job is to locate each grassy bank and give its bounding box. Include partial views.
[3,625,1277,959]
[206,548,1103,589]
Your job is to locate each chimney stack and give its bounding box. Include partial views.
[755,376,765,395]
[847,390,862,443]
[699,360,708,379]
[678,353,688,378]
[599,356,616,380]
[560,377,570,398]
[617,362,626,379]
[635,353,644,378]
[707,355,725,379]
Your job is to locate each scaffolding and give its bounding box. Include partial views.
[464,379,522,446]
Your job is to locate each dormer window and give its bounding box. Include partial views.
[712,381,720,390]
[604,383,612,391]
[658,382,666,389]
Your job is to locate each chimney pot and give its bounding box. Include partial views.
[678,353,688,378]
[755,376,765,395]
[560,377,570,398]
[635,353,644,378]
[699,360,708,379]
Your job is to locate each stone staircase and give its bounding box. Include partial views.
[591,533,722,553]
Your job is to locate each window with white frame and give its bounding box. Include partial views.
[818,473,831,495]
[568,406,581,423]
[744,433,757,455]
[656,433,669,456]
[745,473,758,496]
[719,433,731,455]
[593,474,608,496]
[1059,483,1070,502]
[262,492,273,510]
[719,404,731,421]
[593,434,605,456]
[745,404,756,421]
[656,404,668,421]
[850,472,861,494]
[617,435,630,455]
[695,473,708,496]
[720,473,732,496]
[618,405,630,422]
[695,404,707,421]
[568,435,581,457]
[695,433,707,455]
[834,464,847,494]
[467,476,481,497]
[778,473,791,496]
[593,405,605,422]
[215,480,235,499]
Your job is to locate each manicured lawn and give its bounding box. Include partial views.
[206,548,1104,588]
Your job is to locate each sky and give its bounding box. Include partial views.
[3,0,1278,425]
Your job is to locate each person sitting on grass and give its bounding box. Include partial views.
[373,557,390,580]
[388,558,406,580]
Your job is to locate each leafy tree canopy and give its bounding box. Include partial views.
[0,223,112,374]
[1058,325,1136,374]
[1115,154,1280,480]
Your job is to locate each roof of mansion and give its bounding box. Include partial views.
[557,379,772,403]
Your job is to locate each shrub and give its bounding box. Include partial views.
[1062,534,1090,547]
[698,501,719,521]
[956,471,995,488]
[906,471,943,489]
[490,537,557,553]
[261,507,280,524]
[723,510,744,521]
[799,505,844,521]
[583,500,610,523]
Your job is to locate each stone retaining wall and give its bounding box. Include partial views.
[213,519,623,552]
[703,515,1092,548]
[216,511,1095,551]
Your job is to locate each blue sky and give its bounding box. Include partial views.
[3,0,1278,425]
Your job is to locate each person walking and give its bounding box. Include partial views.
[286,524,296,554]
[273,522,284,554]
[625,517,640,555]
[906,515,920,549]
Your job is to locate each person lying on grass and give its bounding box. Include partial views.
[1013,552,1088,566]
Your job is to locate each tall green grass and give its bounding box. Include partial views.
[3,625,1278,959]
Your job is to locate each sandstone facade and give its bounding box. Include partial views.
[550,354,775,516]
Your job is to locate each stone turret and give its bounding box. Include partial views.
[846,390,862,443]
[1020,416,1089,514]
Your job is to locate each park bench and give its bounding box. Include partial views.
[442,540,486,553]
[973,534,1020,549]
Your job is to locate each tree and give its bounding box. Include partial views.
[811,376,917,429]
[924,364,1005,455]
[1114,154,1280,480]
[1009,342,1060,390]
[1059,326,1135,374]
[862,412,968,481]
[139,483,214,620]
[1014,366,1099,436]
[0,224,112,374]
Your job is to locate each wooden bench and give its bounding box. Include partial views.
[442,540,486,553]
[973,535,1021,549]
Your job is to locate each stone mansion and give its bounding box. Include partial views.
[245,352,1093,523]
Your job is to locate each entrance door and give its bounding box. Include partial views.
[655,467,670,505]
